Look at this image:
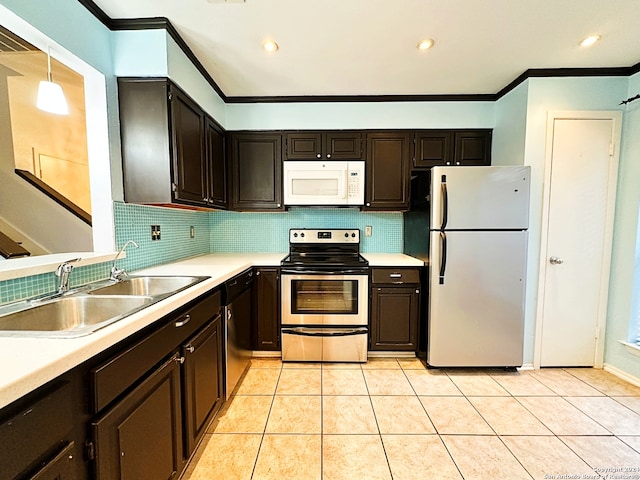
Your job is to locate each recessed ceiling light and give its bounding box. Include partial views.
[262,40,279,53]
[417,38,435,51]
[580,35,601,47]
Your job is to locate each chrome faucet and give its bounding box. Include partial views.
[110,240,139,281]
[55,258,81,293]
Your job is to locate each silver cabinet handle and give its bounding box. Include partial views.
[175,356,185,364]
[327,154,331,159]
[549,256,564,265]
[389,273,402,278]
[316,153,321,158]
[186,344,195,354]
[175,314,191,327]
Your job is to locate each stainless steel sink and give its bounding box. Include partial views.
[87,276,208,297]
[0,295,154,338]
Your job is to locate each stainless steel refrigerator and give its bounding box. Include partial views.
[427,166,530,368]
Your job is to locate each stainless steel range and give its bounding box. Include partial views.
[280,229,369,363]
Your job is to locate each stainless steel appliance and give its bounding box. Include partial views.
[283,161,365,206]
[280,229,369,362]
[408,166,530,368]
[223,268,253,398]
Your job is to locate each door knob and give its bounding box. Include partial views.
[549,256,564,265]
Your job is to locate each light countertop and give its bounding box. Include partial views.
[0,252,422,409]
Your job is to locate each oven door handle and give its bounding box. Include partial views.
[281,268,368,275]
[282,327,368,337]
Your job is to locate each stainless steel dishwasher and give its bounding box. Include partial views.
[223,268,253,399]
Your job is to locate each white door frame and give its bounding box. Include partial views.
[533,110,622,369]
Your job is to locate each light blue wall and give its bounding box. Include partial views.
[492,81,529,166]
[522,76,628,366]
[112,30,168,77]
[225,101,495,130]
[605,71,640,376]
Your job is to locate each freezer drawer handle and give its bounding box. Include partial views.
[439,231,447,285]
[440,175,448,230]
[282,327,367,337]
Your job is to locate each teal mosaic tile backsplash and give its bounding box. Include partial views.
[113,202,211,272]
[0,203,403,304]
[0,203,211,305]
[209,208,403,253]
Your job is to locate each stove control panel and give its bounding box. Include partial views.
[289,229,360,243]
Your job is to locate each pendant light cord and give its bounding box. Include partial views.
[47,46,53,83]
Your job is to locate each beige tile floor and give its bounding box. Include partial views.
[182,358,640,480]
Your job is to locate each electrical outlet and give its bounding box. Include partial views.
[151,225,161,241]
[190,226,195,239]
[365,225,372,237]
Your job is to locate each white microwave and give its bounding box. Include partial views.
[283,161,365,206]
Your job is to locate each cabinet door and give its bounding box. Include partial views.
[453,130,492,166]
[370,286,419,351]
[92,355,183,480]
[30,442,78,480]
[253,268,280,351]
[365,132,411,211]
[230,133,283,210]
[324,132,363,160]
[285,132,323,160]
[170,88,207,205]
[414,131,453,168]
[182,315,224,456]
[206,118,227,209]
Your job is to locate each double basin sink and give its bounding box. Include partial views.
[0,276,209,338]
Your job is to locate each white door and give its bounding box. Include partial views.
[538,113,621,367]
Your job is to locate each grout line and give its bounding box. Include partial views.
[248,364,282,480]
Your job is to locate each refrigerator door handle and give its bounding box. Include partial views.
[440,175,448,230]
[439,230,447,284]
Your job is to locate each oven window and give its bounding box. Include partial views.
[291,279,358,314]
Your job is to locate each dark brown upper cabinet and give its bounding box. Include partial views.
[364,132,411,211]
[285,131,364,160]
[413,129,492,168]
[118,78,227,210]
[206,118,227,209]
[229,132,284,211]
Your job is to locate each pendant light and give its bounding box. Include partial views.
[36,47,69,115]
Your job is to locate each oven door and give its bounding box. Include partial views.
[281,273,369,326]
[281,327,368,362]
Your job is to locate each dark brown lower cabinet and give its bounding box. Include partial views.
[252,267,280,351]
[0,380,78,480]
[370,268,420,351]
[92,354,184,480]
[30,442,78,480]
[89,291,225,480]
[182,313,224,455]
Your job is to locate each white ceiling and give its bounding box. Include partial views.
[91,0,640,98]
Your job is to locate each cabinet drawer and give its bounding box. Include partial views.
[371,268,420,284]
[91,290,221,413]
[0,382,73,480]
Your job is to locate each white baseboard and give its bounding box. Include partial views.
[251,351,281,358]
[368,351,417,358]
[603,363,640,388]
[519,363,535,371]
